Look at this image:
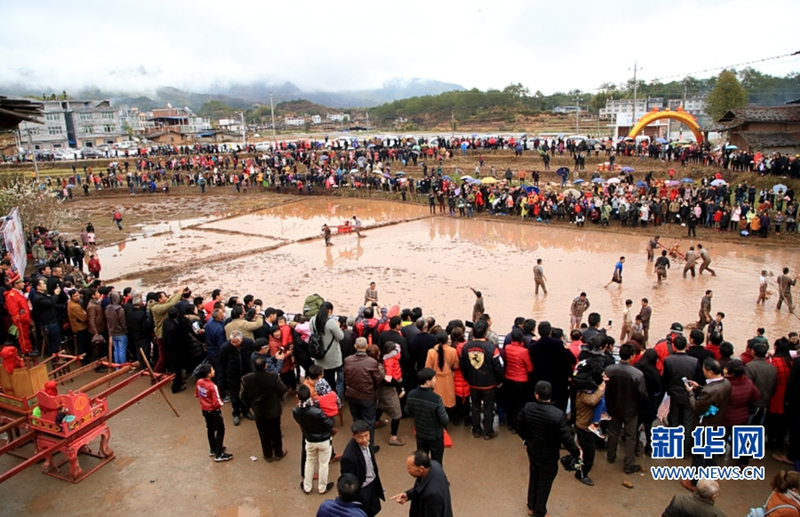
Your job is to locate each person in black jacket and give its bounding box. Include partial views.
[162,307,187,393]
[124,291,151,370]
[459,320,504,439]
[406,368,449,464]
[634,348,662,456]
[341,420,384,517]
[529,321,576,412]
[517,381,581,517]
[293,384,335,495]
[217,330,256,425]
[31,277,62,356]
[390,450,453,517]
[241,356,287,461]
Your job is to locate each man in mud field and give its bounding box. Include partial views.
[777,267,798,312]
[569,292,590,330]
[533,258,548,295]
[696,244,716,276]
[647,235,660,262]
[697,290,713,330]
[683,246,697,278]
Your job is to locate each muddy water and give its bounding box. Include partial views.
[95,230,283,279]
[197,197,429,240]
[101,199,799,351]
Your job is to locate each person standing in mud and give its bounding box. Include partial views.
[570,292,590,331]
[776,267,798,312]
[469,287,484,323]
[757,270,769,305]
[697,290,713,330]
[697,244,716,276]
[654,250,671,285]
[323,224,332,247]
[683,246,697,278]
[533,259,548,295]
[353,216,363,238]
[604,256,624,289]
[647,235,660,262]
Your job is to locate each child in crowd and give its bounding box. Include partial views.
[195,364,232,462]
[380,340,406,399]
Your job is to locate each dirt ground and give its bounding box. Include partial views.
[0,372,781,517]
[1,170,795,516]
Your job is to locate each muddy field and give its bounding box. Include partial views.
[2,190,797,517]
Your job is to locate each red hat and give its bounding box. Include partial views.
[7,272,21,284]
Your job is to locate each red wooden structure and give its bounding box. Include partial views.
[0,356,175,484]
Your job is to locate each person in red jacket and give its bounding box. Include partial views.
[654,322,684,375]
[5,273,33,355]
[723,359,760,467]
[503,328,533,432]
[87,254,102,279]
[450,326,470,425]
[195,364,232,462]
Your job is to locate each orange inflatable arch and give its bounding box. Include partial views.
[627,107,704,144]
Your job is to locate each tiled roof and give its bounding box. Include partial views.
[738,131,800,149]
[0,96,44,129]
[720,106,800,123]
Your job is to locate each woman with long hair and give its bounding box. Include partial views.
[311,301,344,398]
[635,348,661,456]
[425,330,459,419]
[502,328,533,433]
[448,325,470,425]
[373,342,405,446]
[770,338,794,463]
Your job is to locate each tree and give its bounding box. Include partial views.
[0,180,73,232]
[122,121,134,139]
[590,91,611,113]
[705,70,747,120]
[503,83,530,98]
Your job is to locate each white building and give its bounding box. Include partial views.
[119,106,147,135]
[666,96,706,117]
[146,106,212,135]
[284,116,305,127]
[553,106,584,114]
[17,99,128,150]
[326,113,350,122]
[218,118,243,131]
[311,115,321,125]
[600,97,664,121]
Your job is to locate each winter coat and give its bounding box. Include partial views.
[424,344,459,408]
[87,299,107,335]
[503,341,533,384]
[722,375,760,427]
[453,341,470,400]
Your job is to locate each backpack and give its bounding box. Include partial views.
[361,319,380,346]
[309,327,334,360]
[303,294,324,319]
[746,494,797,517]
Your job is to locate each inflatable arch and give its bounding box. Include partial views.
[627,106,704,144]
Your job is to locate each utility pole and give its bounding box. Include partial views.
[269,92,276,149]
[366,110,370,132]
[630,61,639,127]
[235,111,246,146]
[26,129,39,183]
[451,109,455,138]
[574,93,580,134]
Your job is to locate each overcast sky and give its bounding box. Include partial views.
[3,0,799,96]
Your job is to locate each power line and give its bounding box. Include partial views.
[645,50,800,83]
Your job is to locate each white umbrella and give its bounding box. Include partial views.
[607,177,621,184]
